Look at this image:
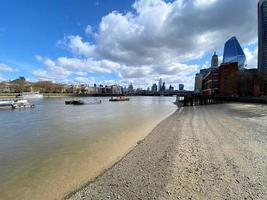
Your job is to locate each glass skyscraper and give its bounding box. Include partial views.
[258,0,267,72]
[222,36,246,70]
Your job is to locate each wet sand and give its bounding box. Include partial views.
[67,103,267,200]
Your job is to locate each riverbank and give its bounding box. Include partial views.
[0,93,73,98]
[67,103,267,200]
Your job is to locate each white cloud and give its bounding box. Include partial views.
[56,57,120,73]
[33,55,120,82]
[194,0,217,7]
[58,35,96,57]
[74,76,96,84]
[34,0,258,89]
[0,63,18,72]
[76,71,88,76]
[244,46,258,69]
[85,25,94,36]
[94,0,257,66]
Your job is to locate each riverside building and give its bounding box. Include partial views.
[258,0,267,94]
[219,62,238,96]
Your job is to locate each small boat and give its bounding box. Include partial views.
[72,100,85,105]
[87,99,102,105]
[17,92,43,99]
[65,100,85,105]
[0,98,35,109]
[0,99,14,107]
[65,100,73,105]
[109,96,130,102]
[12,102,35,109]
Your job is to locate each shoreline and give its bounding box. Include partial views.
[66,103,266,200]
[65,108,179,199]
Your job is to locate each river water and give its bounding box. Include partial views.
[0,96,176,199]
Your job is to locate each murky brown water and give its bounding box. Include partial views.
[0,96,176,200]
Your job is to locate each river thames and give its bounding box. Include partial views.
[0,96,176,200]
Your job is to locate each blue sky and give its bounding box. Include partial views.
[0,0,259,89]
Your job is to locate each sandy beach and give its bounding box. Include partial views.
[67,103,267,200]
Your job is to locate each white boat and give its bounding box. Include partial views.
[0,99,13,106]
[19,92,43,99]
[12,102,35,109]
[0,98,34,109]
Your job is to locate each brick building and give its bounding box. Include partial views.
[219,62,238,96]
[202,68,220,96]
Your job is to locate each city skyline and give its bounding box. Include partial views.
[0,0,258,90]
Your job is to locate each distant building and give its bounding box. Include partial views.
[194,73,203,93]
[111,85,123,95]
[199,68,211,77]
[162,82,166,91]
[128,83,134,94]
[222,36,246,69]
[169,85,174,91]
[151,83,157,92]
[219,62,238,96]
[179,84,184,91]
[202,68,220,96]
[158,78,162,92]
[211,52,219,68]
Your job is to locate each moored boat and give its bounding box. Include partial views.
[0,99,14,107]
[65,99,101,105]
[18,92,43,99]
[12,102,35,109]
[0,98,35,109]
[109,96,130,102]
[65,100,85,105]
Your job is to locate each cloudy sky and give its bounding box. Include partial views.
[0,0,258,89]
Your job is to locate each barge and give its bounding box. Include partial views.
[109,96,130,102]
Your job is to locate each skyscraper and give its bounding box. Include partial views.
[222,36,246,69]
[211,52,219,68]
[158,78,162,92]
[151,83,157,92]
[258,0,267,72]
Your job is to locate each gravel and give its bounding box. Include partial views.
[66,104,267,200]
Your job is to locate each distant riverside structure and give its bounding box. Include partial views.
[194,73,203,93]
[258,0,267,72]
[194,52,219,93]
[151,83,157,92]
[158,78,162,92]
[211,52,219,68]
[222,36,246,69]
[179,84,184,91]
[162,82,166,91]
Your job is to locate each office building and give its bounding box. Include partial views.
[258,0,267,71]
[179,84,184,91]
[223,36,246,69]
[158,78,162,91]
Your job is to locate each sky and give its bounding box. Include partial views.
[0,0,259,90]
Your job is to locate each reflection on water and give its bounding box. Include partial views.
[0,96,176,199]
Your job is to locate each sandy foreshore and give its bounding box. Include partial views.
[66,103,267,200]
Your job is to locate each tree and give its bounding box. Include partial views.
[10,77,27,92]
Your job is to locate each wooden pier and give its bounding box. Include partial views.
[176,93,267,107]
